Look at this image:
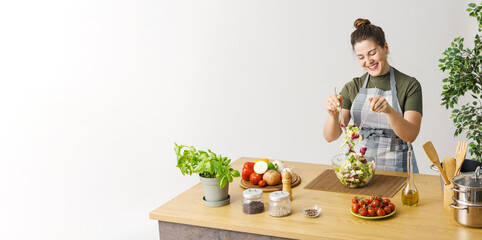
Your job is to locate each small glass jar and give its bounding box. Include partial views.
[242,188,265,214]
[269,191,291,217]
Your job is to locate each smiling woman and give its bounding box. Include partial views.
[322,18,423,173]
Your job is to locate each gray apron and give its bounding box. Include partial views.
[350,67,419,173]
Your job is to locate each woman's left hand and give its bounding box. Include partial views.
[370,96,394,113]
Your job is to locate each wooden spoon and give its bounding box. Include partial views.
[443,156,456,184]
[423,141,450,185]
[455,141,468,175]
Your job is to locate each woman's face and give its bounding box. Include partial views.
[353,39,389,76]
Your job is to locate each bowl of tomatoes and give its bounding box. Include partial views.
[350,195,396,219]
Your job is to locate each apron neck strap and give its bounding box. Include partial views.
[389,67,398,111]
[361,66,399,110]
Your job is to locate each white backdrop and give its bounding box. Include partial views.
[0,0,478,239]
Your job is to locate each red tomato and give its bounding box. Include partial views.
[358,200,366,208]
[242,168,254,181]
[389,203,396,211]
[384,206,392,214]
[377,207,386,216]
[366,198,372,205]
[371,200,380,208]
[368,206,376,216]
[352,197,359,204]
[352,203,360,213]
[249,172,262,185]
[258,180,267,187]
[243,162,255,170]
[383,198,391,206]
[359,207,368,216]
[375,196,383,202]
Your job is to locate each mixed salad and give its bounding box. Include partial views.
[334,125,376,188]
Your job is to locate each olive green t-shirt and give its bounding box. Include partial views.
[339,67,423,115]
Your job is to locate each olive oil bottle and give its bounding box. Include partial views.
[402,143,419,206]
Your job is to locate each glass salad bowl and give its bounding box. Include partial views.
[331,153,376,188]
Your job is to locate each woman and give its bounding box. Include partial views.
[323,18,423,172]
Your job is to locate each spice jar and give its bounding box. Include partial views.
[269,191,291,217]
[242,188,265,214]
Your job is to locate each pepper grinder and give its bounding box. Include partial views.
[282,171,292,201]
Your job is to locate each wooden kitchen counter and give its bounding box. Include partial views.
[149,157,482,240]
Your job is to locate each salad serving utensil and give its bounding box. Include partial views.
[334,87,345,132]
[455,141,468,175]
[423,141,450,185]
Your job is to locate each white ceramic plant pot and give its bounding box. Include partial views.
[199,176,230,207]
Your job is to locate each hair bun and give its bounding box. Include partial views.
[354,18,371,29]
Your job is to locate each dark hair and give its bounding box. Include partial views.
[350,18,386,49]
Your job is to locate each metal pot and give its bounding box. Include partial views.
[449,198,482,228]
[449,166,482,228]
[451,166,482,204]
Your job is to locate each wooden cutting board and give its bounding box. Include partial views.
[239,173,301,192]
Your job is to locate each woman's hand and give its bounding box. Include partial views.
[326,94,343,116]
[370,96,394,114]
[369,96,422,143]
[324,94,348,142]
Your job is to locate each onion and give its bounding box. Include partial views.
[262,170,281,186]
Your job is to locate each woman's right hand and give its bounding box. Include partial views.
[326,94,343,117]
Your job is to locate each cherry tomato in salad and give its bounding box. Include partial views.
[352,203,360,213]
[383,198,391,206]
[377,207,386,216]
[352,197,359,204]
[359,207,368,216]
[384,206,392,214]
[389,203,396,211]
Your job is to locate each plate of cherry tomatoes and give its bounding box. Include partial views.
[350,195,396,219]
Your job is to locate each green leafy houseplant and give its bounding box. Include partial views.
[175,143,240,188]
[438,2,482,162]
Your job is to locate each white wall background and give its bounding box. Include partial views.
[0,0,478,239]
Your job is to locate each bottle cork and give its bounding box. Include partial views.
[282,171,292,201]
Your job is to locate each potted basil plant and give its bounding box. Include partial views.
[438,2,482,165]
[175,143,240,207]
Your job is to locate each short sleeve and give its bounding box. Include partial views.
[340,83,352,110]
[404,78,423,115]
